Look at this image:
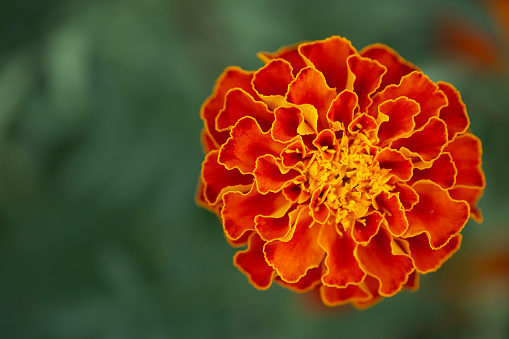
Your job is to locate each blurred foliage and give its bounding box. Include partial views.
[0,0,507,338]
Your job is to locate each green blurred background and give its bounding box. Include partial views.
[0,0,507,338]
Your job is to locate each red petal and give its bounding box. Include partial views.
[310,188,331,224]
[360,44,418,92]
[409,152,457,189]
[347,54,386,112]
[318,223,366,288]
[216,89,273,132]
[254,154,301,194]
[326,90,357,130]
[272,106,306,143]
[449,186,484,223]
[255,213,292,242]
[444,133,485,188]
[225,230,252,248]
[375,191,409,237]
[355,229,414,297]
[352,211,384,244]
[276,266,322,293]
[234,233,275,290]
[264,211,325,282]
[391,117,448,162]
[219,117,286,174]
[376,97,420,145]
[222,187,292,240]
[320,284,371,307]
[348,113,378,134]
[312,129,338,161]
[299,36,357,91]
[202,150,253,205]
[437,82,470,141]
[281,138,309,168]
[407,233,462,273]
[369,72,447,130]
[201,67,259,147]
[200,128,217,153]
[252,58,294,96]
[392,182,419,210]
[287,67,337,130]
[405,181,469,249]
[375,148,413,181]
[258,43,307,77]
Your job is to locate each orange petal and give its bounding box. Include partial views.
[225,230,252,248]
[312,129,338,161]
[449,186,484,223]
[201,67,259,147]
[326,90,357,130]
[287,67,337,130]
[257,43,307,77]
[234,232,275,290]
[375,191,409,237]
[351,275,382,309]
[202,150,253,205]
[355,228,414,297]
[405,181,469,249]
[347,54,386,112]
[348,113,378,134]
[409,152,457,189]
[444,133,485,188]
[281,138,310,168]
[298,36,357,91]
[219,117,286,174]
[264,211,325,282]
[254,154,302,194]
[375,148,413,181]
[310,187,331,224]
[352,211,384,244]
[272,106,305,143]
[320,284,371,307]
[370,72,447,130]
[318,223,366,288]
[403,270,420,292]
[376,97,420,145]
[275,266,322,293]
[390,117,448,163]
[222,187,292,240]
[407,233,462,273]
[200,128,217,153]
[252,58,294,96]
[392,182,419,210]
[360,44,418,92]
[216,89,273,133]
[255,213,292,242]
[437,82,469,141]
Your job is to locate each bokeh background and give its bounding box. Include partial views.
[0,0,508,338]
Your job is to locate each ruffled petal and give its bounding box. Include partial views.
[252,58,294,96]
[219,117,287,174]
[320,284,371,307]
[272,106,313,143]
[222,187,292,240]
[444,133,485,188]
[392,182,419,210]
[287,67,337,130]
[405,181,469,249]
[355,229,414,296]
[312,129,339,161]
[347,54,386,112]
[409,152,457,189]
[202,150,253,205]
[391,117,448,163]
[298,36,357,91]
[348,113,378,134]
[376,97,420,145]
[437,82,470,141]
[318,223,366,287]
[255,213,292,242]
[449,186,484,222]
[310,187,331,224]
[264,210,325,282]
[375,148,413,181]
[326,90,357,131]
[216,89,273,132]
[407,233,462,273]
[351,275,382,309]
[375,191,409,237]
[254,154,302,194]
[281,138,310,169]
[201,67,259,147]
[275,266,322,293]
[258,43,307,76]
[351,211,384,244]
[369,72,448,130]
[234,232,276,290]
[360,44,418,92]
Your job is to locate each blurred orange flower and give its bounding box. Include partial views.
[196,36,485,309]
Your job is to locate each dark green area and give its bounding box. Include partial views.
[0,0,507,338]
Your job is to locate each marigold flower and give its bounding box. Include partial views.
[196,36,485,309]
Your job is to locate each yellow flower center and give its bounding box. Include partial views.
[306,134,392,228]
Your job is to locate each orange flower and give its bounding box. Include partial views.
[196,36,485,309]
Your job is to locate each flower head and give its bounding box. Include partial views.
[196,36,485,308]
